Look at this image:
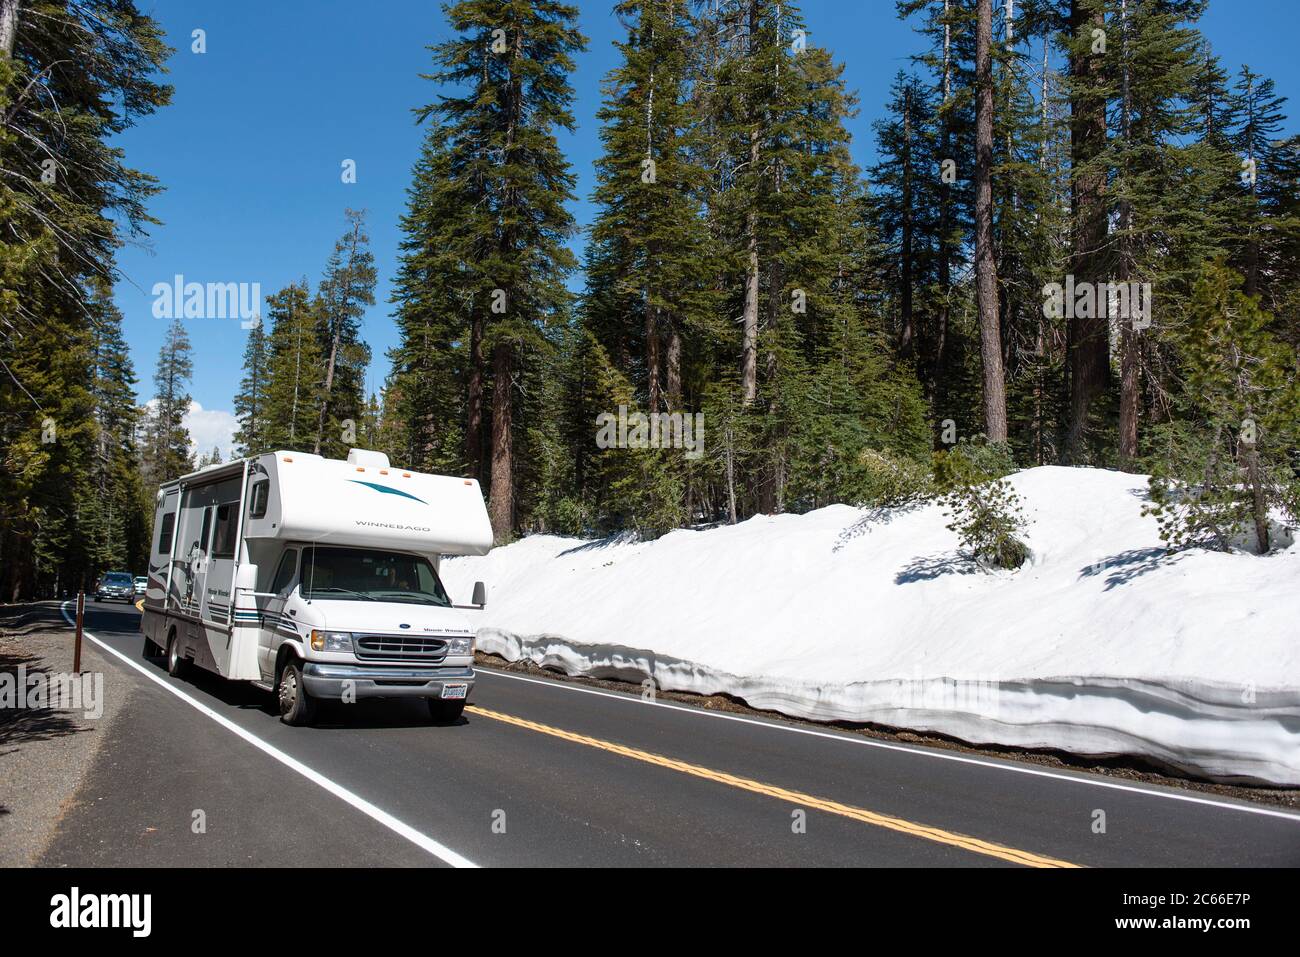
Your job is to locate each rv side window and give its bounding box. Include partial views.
[156,513,175,555]
[249,479,269,519]
[212,504,237,560]
[271,550,298,594]
[197,507,213,556]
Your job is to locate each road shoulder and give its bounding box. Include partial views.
[0,601,135,866]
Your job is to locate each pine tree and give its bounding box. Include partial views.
[1228,65,1300,314]
[584,0,716,415]
[1145,260,1300,554]
[313,209,375,458]
[419,0,587,541]
[262,281,323,452]
[705,1,878,514]
[141,318,194,487]
[870,71,943,368]
[387,129,468,475]
[233,315,271,456]
[88,290,149,574]
[0,1,170,599]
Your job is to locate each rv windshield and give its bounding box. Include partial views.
[300,546,451,606]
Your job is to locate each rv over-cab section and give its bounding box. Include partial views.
[242,449,493,555]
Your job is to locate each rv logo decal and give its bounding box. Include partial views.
[348,480,427,504]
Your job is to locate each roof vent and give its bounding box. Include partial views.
[346,449,390,469]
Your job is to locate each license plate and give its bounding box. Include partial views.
[440,683,468,700]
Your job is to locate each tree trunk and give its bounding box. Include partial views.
[741,202,759,405]
[645,299,661,413]
[0,0,18,58]
[488,342,513,542]
[666,323,682,408]
[1116,0,1140,466]
[740,0,759,406]
[900,87,915,359]
[314,324,341,455]
[1065,0,1110,462]
[465,313,483,478]
[933,0,953,408]
[975,0,1007,442]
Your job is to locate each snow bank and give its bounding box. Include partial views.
[442,467,1300,786]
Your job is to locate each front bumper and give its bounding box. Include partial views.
[301,662,474,701]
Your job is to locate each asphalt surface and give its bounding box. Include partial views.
[35,602,1300,867]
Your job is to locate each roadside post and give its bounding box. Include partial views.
[74,589,84,674]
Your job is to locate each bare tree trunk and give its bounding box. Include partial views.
[740,0,759,406]
[0,0,19,58]
[1243,72,1261,299]
[314,326,341,455]
[1065,0,1110,462]
[933,0,953,406]
[725,426,737,525]
[486,26,524,542]
[741,183,759,405]
[646,300,661,413]
[466,314,483,477]
[1244,443,1270,554]
[1033,35,1050,464]
[666,323,682,408]
[975,0,1007,442]
[900,86,915,359]
[1117,0,1140,465]
[488,342,513,542]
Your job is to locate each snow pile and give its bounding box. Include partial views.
[442,467,1300,786]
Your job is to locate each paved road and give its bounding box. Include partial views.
[39,602,1300,867]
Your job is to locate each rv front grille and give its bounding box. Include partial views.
[353,634,448,662]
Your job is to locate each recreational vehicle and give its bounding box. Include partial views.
[139,449,493,725]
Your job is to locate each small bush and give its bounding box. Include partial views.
[856,448,934,508]
[944,476,1030,570]
[932,435,1017,492]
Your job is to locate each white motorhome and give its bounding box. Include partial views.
[140,448,492,725]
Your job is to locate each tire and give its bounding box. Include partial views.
[427,698,466,725]
[94,596,101,603]
[166,633,190,678]
[277,658,317,726]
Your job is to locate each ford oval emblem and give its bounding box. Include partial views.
[399,623,410,629]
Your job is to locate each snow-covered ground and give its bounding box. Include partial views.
[442,467,1300,786]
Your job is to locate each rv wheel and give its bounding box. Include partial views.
[166,634,189,678]
[427,699,466,725]
[278,659,317,726]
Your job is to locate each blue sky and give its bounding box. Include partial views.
[113,0,1298,456]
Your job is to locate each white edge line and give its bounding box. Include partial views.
[61,602,478,868]
[476,666,1300,824]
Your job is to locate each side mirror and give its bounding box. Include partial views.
[471,581,487,608]
[234,563,259,593]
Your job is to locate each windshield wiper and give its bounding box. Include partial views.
[369,592,449,606]
[305,586,376,601]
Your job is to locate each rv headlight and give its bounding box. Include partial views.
[310,630,354,653]
[446,636,474,656]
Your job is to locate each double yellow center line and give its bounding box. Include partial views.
[466,704,1079,868]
